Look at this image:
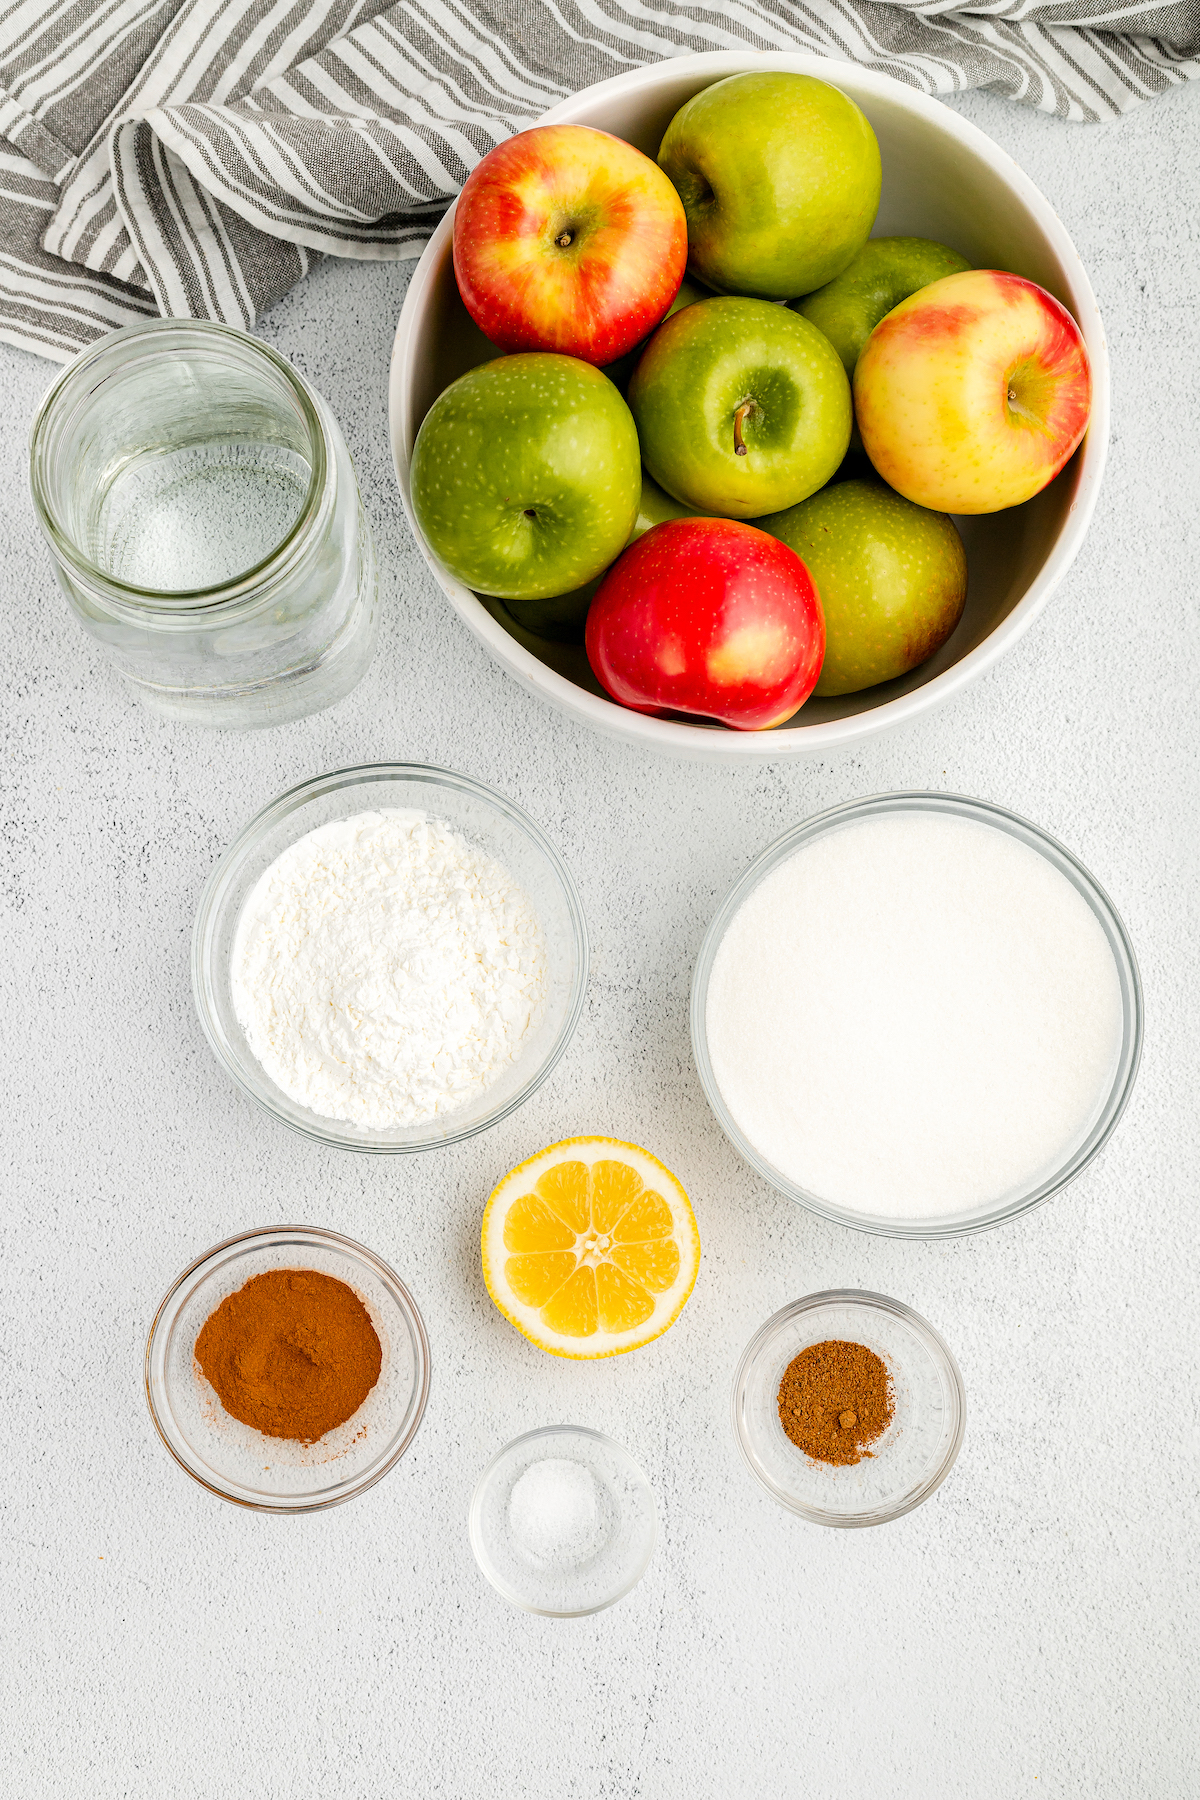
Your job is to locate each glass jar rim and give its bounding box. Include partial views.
[28,318,327,610]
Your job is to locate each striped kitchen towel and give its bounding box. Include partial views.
[2,0,1197,360]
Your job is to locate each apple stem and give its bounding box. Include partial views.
[1006,386,1048,431]
[556,230,574,249]
[733,401,754,457]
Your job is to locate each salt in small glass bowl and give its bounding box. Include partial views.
[145,1225,430,1512]
[193,763,589,1152]
[691,790,1143,1239]
[469,1426,657,1616]
[733,1291,965,1528]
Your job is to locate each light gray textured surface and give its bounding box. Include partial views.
[2,80,1198,1800]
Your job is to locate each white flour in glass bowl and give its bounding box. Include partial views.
[230,809,547,1129]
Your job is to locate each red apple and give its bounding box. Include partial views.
[854,269,1092,513]
[453,125,688,364]
[585,519,825,731]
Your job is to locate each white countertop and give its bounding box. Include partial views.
[2,79,1197,1800]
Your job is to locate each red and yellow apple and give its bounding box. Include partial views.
[854,270,1092,513]
[453,125,688,364]
[585,518,825,731]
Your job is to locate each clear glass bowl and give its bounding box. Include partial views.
[469,1426,657,1616]
[193,763,589,1151]
[144,1225,430,1512]
[691,791,1143,1239]
[733,1291,965,1527]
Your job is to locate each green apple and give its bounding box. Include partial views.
[630,467,700,533]
[410,353,640,599]
[663,275,712,316]
[602,274,713,395]
[756,479,967,695]
[793,237,971,376]
[657,73,881,300]
[628,297,851,518]
[504,471,696,640]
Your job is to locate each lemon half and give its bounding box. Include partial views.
[482,1137,701,1359]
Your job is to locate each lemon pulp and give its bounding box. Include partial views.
[482,1138,700,1359]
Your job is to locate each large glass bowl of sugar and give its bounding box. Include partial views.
[691,794,1142,1239]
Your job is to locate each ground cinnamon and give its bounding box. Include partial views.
[195,1268,382,1445]
[777,1339,894,1466]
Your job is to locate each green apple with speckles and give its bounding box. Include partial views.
[504,470,697,640]
[793,238,971,378]
[756,479,967,695]
[602,274,714,396]
[410,353,640,600]
[629,297,852,519]
[657,72,881,300]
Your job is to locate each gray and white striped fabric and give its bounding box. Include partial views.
[2,0,1197,359]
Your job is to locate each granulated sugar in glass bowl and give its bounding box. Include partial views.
[692,792,1142,1239]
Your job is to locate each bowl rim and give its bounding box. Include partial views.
[144,1223,432,1513]
[731,1288,967,1527]
[467,1422,658,1616]
[691,789,1143,1238]
[191,760,590,1154]
[388,49,1110,762]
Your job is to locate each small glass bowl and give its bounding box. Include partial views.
[145,1225,430,1512]
[193,763,588,1152]
[469,1426,657,1616]
[733,1291,965,1528]
[691,790,1143,1239]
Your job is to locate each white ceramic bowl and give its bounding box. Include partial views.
[389,52,1108,763]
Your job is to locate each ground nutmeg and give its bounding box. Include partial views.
[777,1339,894,1466]
[194,1268,382,1445]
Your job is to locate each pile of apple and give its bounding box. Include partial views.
[410,72,1092,732]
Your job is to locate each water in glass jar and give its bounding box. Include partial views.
[93,441,311,592]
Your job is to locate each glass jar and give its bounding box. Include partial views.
[29,319,378,729]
